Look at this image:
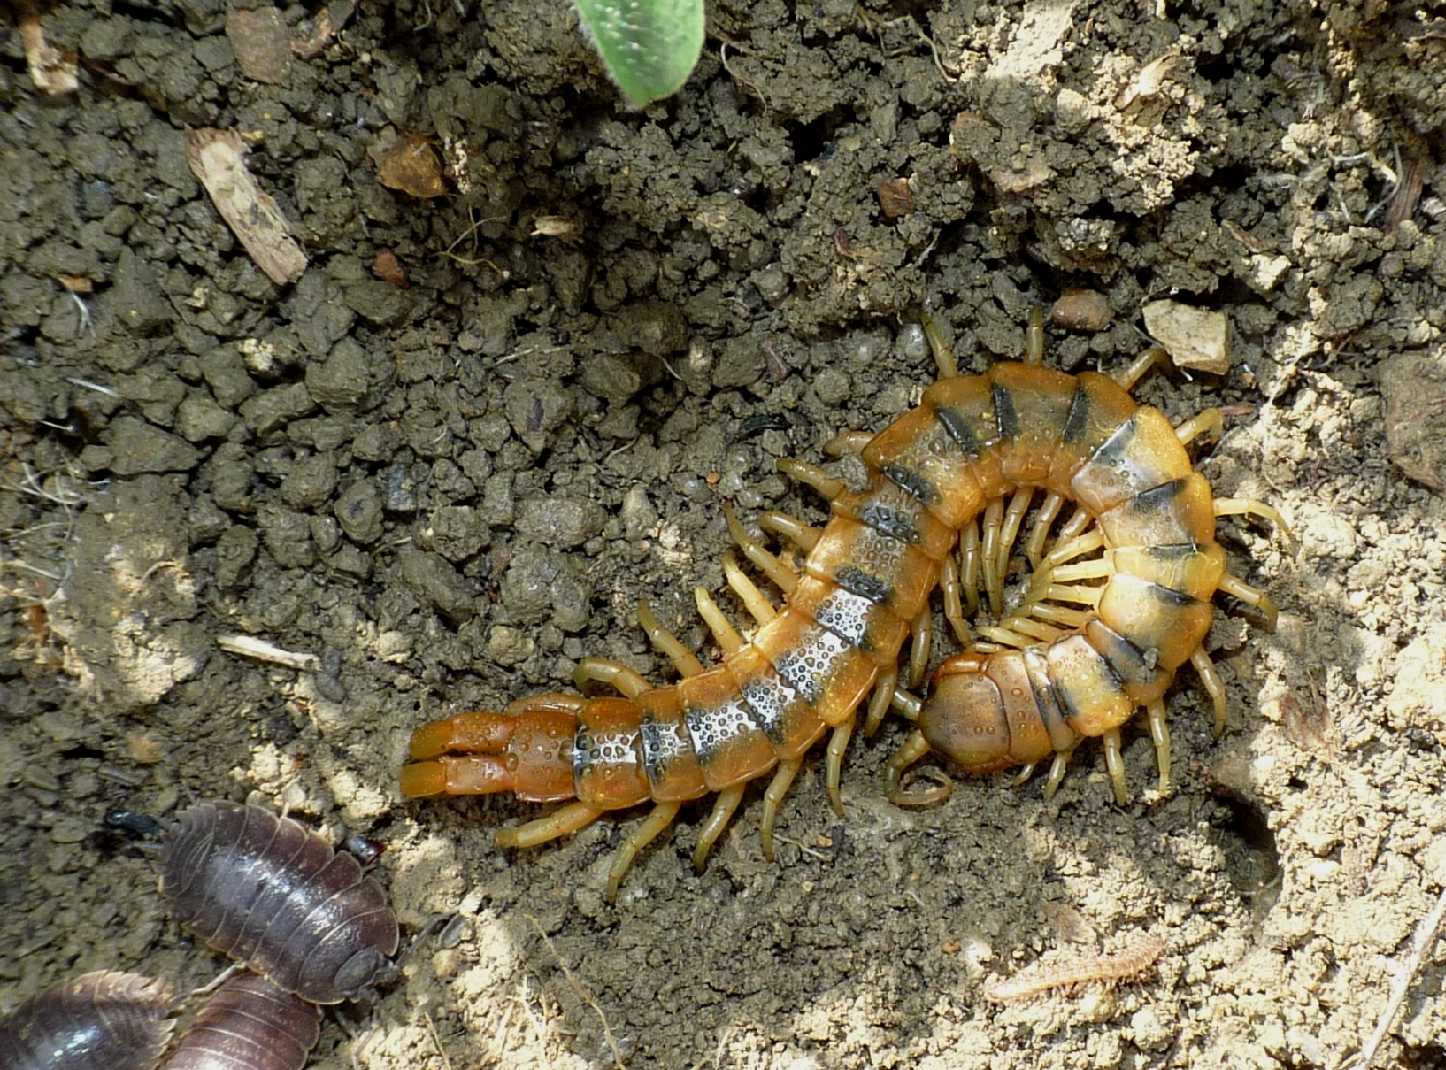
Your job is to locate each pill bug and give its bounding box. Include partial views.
[160,801,399,1004]
[401,311,1289,898]
[0,971,174,1070]
[161,973,321,1070]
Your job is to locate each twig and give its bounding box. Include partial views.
[216,634,321,672]
[525,913,626,1069]
[1343,884,1446,1069]
[422,1009,453,1070]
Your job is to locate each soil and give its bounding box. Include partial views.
[2,1,1445,1068]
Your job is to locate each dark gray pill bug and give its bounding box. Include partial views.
[160,801,399,1004]
[0,971,174,1070]
[162,973,321,1070]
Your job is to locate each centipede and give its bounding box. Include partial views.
[401,309,1291,900]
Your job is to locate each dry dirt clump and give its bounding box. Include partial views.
[2,1,1445,1068]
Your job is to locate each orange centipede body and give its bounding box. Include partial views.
[400,311,1291,900]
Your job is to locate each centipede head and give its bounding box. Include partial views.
[400,695,580,803]
[917,654,1018,775]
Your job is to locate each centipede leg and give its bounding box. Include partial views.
[495,801,601,849]
[724,506,798,593]
[1008,762,1037,788]
[1217,572,1279,631]
[1041,749,1073,799]
[1024,492,1064,568]
[997,487,1033,586]
[637,599,704,677]
[862,666,897,737]
[1213,497,1298,554]
[908,608,931,689]
[723,552,778,625]
[822,430,873,456]
[958,520,981,614]
[693,785,745,872]
[1190,647,1229,737]
[694,587,745,655]
[1114,346,1170,392]
[606,802,681,902]
[574,657,650,697]
[1025,306,1045,363]
[776,458,846,500]
[1146,698,1172,795]
[920,310,958,378]
[759,510,822,551]
[980,497,1005,615]
[939,556,972,646]
[1174,408,1224,446]
[1102,727,1129,805]
[824,718,855,816]
[759,758,803,863]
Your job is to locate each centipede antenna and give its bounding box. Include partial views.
[822,430,873,456]
[759,758,804,863]
[759,510,822,551]
[1174,407,1224,446]
[1024,491,1065,567]
[722,551,778,625]
[776,457,846,500]
[919,310,958,378]
[637,599,705,677]
[694,587,744,655]
[724,506,798,593]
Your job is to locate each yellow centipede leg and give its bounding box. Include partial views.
[574,657,650,698]
[908,608,931,689]
[862,667,897,738]
[958,520,981,615]
[1190,647,1229,737]
[1174,408,1223,446]
[939,555,972,646]
[1024,491,1064,568]
[997,487,1033,585]
[637,599,704,677]
[1041,749,1073,799]
[606,802,681,902]
[759,510,822,551]
[884,729,952,806]
[1102,727,1128,805]
[722,552,778,626]
[776,458,846,500]
[693,785,745,872]
[980,497,1005,615]
[1217,572,1279,632]
[495,802,602,849]
[760,758,803,863]
[724,507,798,594]
[1213,497,1298,555]
[1114,346,1170,392]
[920,311,958,378]
[823,430,873,456]
[1025,306,1045,364]
[1008,762,1037,788]
[825,718,855,816]
[694,587,744,655]
[1146,698,1171,795]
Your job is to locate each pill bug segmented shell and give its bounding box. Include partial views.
[401,312,1290,899]
[160,801,399,1004]
[0,971,174,1070]
[161,973,321,1070]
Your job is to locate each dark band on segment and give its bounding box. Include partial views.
[880,462,940,506]
[1062,383,1090,443]
[934,407,982,456]
[992,382,1020,440]
[834,566,893,605]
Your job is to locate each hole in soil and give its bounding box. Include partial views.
[1210,789,1283,914]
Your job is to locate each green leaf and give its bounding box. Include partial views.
[575,0,705,108]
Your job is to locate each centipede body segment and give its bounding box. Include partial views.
[402,311,1290,898]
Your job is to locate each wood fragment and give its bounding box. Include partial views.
[984,934,1166,1003]
[1382,152,1425,230]
[19,5,79,94]
[185,129,308,286]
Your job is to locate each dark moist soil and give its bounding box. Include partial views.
[3,1,1446,1068]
